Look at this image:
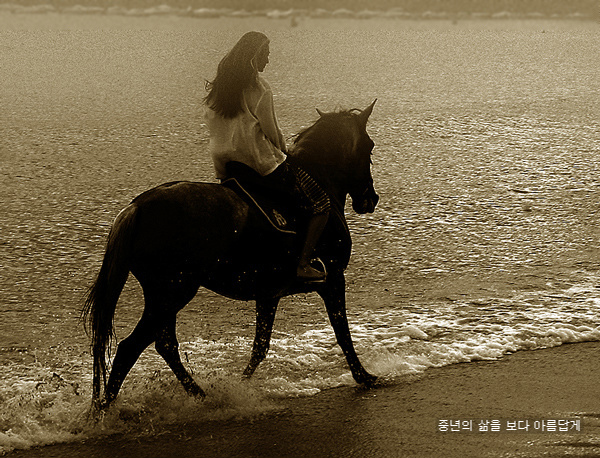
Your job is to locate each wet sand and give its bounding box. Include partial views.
[10,342,600,458]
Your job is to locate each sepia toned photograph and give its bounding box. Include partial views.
[1,1,599,456]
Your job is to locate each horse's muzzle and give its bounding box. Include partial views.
[352,186,379,214]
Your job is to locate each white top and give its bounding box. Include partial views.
[205,77,287,180]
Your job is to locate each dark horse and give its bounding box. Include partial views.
[83,100,379,410]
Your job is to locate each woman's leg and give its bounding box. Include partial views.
[264,161,330,282]
[287,164,330,282]
[297,212,328,281]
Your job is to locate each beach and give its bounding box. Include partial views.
[1,12,599,457]
[7,342,599,458]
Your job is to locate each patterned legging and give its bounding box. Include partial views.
[263,160,330,216]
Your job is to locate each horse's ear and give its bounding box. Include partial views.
[316,108,325,117]
[358,99,377,126]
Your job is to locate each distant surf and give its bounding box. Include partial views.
[0,4,594,20]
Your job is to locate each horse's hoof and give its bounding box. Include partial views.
[242,365,256,379]
[182,379,207,400]
[359,373,378,388]
[190,386,207,400]
[88,399,109,423]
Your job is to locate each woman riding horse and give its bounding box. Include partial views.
[83,101,378,412]
[204,31,329,283]
[83,32,379,411]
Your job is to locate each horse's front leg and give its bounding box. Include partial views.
[318,271,377,386]
[243,297,280,378]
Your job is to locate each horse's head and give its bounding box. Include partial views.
[347,100,379,214]
[292,100,379,214]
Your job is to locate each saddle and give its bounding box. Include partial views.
[221,162,299,235]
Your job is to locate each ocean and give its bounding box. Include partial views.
[0,13,599,454]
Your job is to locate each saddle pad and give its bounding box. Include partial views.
[222,178,297,235]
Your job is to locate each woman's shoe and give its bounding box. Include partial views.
[297,264,327,283]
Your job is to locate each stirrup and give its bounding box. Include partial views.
[311,258,326,275]
[297,258,327,283]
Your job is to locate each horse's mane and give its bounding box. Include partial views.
[291,109,362,155]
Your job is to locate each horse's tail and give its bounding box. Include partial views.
[82,204,137,405]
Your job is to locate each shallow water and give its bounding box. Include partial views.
[1,15,599,454]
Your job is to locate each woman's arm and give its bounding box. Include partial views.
[253,78,287,153]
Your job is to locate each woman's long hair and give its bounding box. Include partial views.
[205,31,269,119]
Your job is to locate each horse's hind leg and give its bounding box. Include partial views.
[103,310,160,408]
[155,315,205,399]
[243,297,280,378]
